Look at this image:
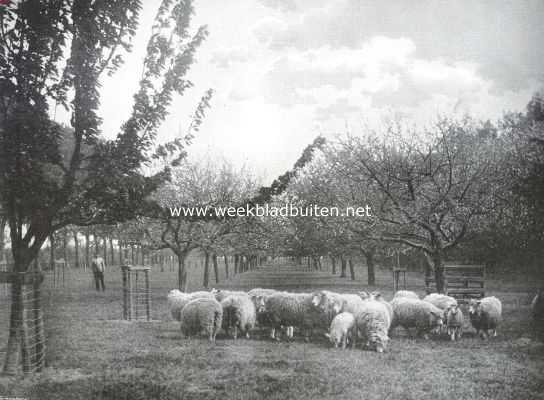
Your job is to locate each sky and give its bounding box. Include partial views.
[60,0,544,183]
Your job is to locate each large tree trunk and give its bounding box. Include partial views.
[85,230,90,270]
[3,278,23,375]
[212,254,219,284]
[203,252,210,288]
[102,236,107,266]
[234,254,239,274]
[331,256,336,275]
[3,237,46,375]
[0,216,6,261]
[363,249,376,286]
[49,233,55,270]
[224,255,229,279]
[109,237,115,266]
[62,230,68,265]
[348,258,356,280]
[432,250,446,293]
[73,231,79,269]
[177,253,188,291]
[340,256,347,278]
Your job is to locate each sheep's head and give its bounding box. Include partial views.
[324,332,341,348]
[369,332,389,353]
[311,292,323,308]
[253,296,267,313]
[332,299,345,314]
[468,300,482,316]
[359,291,372,300]
[429,310,444,328]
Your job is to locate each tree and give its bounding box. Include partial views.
[337,118,500,292]
[0,0,210,373]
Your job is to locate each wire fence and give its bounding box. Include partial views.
[0,271,46,375]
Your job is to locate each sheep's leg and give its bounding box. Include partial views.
[270,328,276,339]
[233,325,238,340]
[492,329,497,337]
[351,329,357,349]
[341,334,347,350]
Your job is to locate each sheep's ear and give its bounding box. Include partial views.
[359,291,370,299]
[324,333,330,339]
[372,291,383,300]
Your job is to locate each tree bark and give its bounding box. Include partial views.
[49,233,55,270]
[203,252,210,288]
[234,254,239,274]
[109,237,115,266]
[362,249,376,286]
[62,230,68,265]
[103,236,108,266]
[85,230,90,270]
[432,250,446,293]
[331,256,336,275]
[224,255,229,278]
[177,253,188,291]
[73,231,79,269]
[340,256,347,278]
[3,278,23,375]
[212,254,219,284]
[348,258,356,280]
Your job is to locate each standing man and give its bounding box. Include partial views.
[91,255,106,291]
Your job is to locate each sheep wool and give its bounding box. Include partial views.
[423,293,458,310]
[211,289,247,302]
[468,296,502,338]
[326,312,356,349]
[312,290,365,318]
[221,294,257,339]
[393,290,420,300]
[180,297,223,342]
[167,290,215,321]
[446,304,464,341]
[264,292,326,340]
[390,297,444,338]
[354,300,391,353]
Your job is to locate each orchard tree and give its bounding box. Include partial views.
[0,0,211,374]
[145,159,256,290]
[337,118,500,292]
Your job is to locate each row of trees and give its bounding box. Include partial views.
[263,95,544,289]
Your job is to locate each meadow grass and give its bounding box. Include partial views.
[0,259,543,400]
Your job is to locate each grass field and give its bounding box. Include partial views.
[1,258,543,400]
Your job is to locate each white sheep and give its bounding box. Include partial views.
[354,300,391,353]
[179,297,223,342]
[312,290,365,319]
[261,291,326,340]
[167,289,215,321]
[423,293,458,310]
[211,288,247,302]
[221,294,257,339]
[468,296,502,339]
[531,289,544,341]
[445,304,464,341]
[367,291,394,323]
[247,288,277,299]
[390,297,444,339]
[393,290,419,300]
[325,312,356,349]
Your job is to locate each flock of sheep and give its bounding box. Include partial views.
[165,286,540,352]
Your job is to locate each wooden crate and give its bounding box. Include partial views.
[425,264,485,301]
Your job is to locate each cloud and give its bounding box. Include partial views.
[260,36,489,113]
[210,47,251,68]
[256,0,544,91]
